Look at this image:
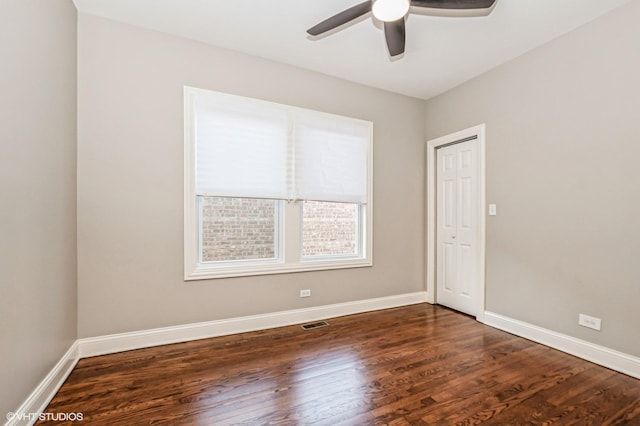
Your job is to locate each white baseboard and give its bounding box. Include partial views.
[9,298,637,426]
[78,291,428,358]
[4,293,426,425]
[6,342,79,426]
[483,311,640,379]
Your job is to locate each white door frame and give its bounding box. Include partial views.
[426,124,486,322]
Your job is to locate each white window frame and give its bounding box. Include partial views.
[184,87,373,280]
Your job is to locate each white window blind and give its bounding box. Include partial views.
[294,113,370,204]
[192,89,371,204]
[195,95,291,200]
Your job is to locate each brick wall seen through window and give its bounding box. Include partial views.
[302,201,358,257]
[200,197,276,262]
[200,198,358,261]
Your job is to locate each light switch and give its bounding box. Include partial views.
[488,204,497,216]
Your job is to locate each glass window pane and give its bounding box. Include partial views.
[200,197,277,262]
[302,201,358,258]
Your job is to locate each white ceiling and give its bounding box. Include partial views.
[73,0,633,100]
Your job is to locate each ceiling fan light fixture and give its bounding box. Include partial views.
[372,0,410,22]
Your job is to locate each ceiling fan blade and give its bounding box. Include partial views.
[411,0,496,9]
[307,1,372,36]
[384,19,405,57]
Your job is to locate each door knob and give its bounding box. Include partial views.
[452,235,457,239]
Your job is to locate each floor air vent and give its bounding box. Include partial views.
[301,321,329,330]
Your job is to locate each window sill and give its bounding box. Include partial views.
[185,258,373,280]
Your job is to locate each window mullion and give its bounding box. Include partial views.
[283,200,301,264]
[283,201,302,263]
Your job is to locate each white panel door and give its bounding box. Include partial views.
[436,139,478,316]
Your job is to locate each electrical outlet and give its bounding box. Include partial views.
[578,313,601,331]
[299,289,311,298]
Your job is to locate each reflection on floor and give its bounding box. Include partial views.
[38,304,640,425]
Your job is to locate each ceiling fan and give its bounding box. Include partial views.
[307,0,497,58]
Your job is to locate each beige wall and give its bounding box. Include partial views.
[4,0,638,413]
[425,0,640,356]
[0,0,77,415]
[77,14,426,337]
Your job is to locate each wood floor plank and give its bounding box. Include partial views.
[37,304,640,425]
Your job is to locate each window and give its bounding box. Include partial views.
[184,87,372,280]
[200,197,279,263]
[302,201,359,258]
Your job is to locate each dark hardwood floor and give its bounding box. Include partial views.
[39,304,640,425]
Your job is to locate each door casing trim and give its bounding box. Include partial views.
[426,124,486,322]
